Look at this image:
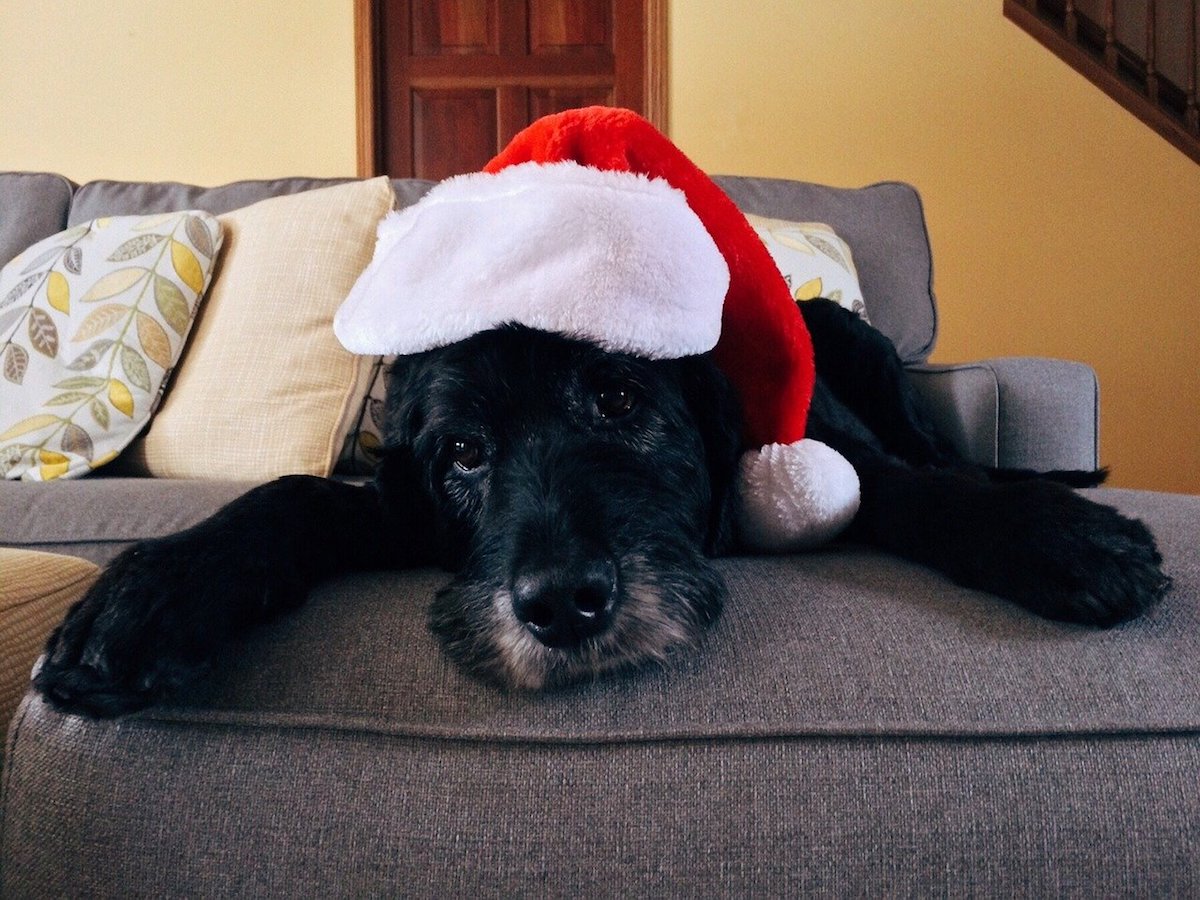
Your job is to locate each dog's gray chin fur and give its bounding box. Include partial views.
[430,555,725,691]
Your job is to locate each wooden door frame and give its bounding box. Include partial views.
[353,0,670,177]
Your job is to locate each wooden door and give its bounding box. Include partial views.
[356,0,666,179]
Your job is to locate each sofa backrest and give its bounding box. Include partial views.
[713,175,937,364]
[2,172,937,363]
[62,177,435,224]
[0,173,74,271]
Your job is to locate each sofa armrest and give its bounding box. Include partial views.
[906,358,1099,472]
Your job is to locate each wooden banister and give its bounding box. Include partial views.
[1005,0,1200,164]
[1146,0,1159,101]
[1188,0,1199,130]
[1104,0,1119,69]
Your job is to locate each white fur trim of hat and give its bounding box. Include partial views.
[736,440,861,552]
[334,161,730,359]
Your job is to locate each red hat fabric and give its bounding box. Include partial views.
[485,106,813,450]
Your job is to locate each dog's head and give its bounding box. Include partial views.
[374,325,742,689]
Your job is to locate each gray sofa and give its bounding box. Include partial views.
[1,171,1197,896]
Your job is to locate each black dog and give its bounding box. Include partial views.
[34,300,1170,716]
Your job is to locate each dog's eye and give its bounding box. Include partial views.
[596,385,636,419]
[450,438,485,472]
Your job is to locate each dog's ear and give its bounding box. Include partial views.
[371,354,441,564]
[678,355,743,555]
[380,353,430,449]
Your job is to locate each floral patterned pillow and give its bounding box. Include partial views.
[0,211,222,480]
[337,355,390,474]
[745,213,870,323]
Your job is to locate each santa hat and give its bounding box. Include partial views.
[335,107,859,551]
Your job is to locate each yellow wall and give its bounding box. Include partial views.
[0,1,357,183]
[671,1,1200,493]
[1,2,1196,492]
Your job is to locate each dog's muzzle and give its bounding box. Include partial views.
[510,555,618,649]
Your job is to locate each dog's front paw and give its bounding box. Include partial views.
[34,536,301,718]
[982,482,1170,627]
[34,541,202,716]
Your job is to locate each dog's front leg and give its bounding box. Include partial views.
[34,476,412,717]
[833,441,1170,626]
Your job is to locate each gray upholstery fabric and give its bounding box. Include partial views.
[909,358,1099,470]
[0,478,263,565]
[66,176,435,223]
[0,172,74,268]
[68,176,351,223]
[390,177,437,210]
[714,176,938,364]
[68,488,1200,737]
[4,720,1196,897]
[908,363,1000,465]
[988,357,1100,471]
[3,489,1197,895]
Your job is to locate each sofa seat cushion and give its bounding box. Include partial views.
[59,487,1198,738]
[4,487,1197,896]
[0,477,263,565]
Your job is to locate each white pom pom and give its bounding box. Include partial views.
[735,439,860,553]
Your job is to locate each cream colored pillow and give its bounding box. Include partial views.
[120,177,395,478]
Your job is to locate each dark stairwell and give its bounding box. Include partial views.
[1005,0,1200,164]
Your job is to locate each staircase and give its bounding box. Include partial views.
[1005,0,1200,164]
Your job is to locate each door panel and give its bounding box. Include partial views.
[410,0,497,55]
[368,0,652,179]
[529,87,613,120]
[411,89,498,182]
[529,0,610,53]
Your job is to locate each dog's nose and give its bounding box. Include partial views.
[511,558,617,649]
